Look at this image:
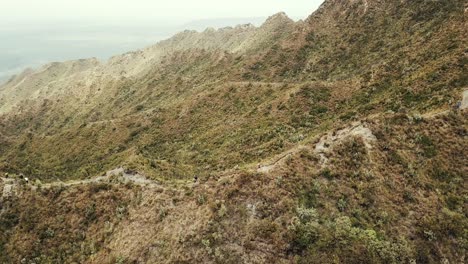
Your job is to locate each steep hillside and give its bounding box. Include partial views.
[1,112,466,263]
[0,0,466,263]
[0,0,465,182]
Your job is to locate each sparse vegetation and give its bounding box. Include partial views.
[0,0,466,262]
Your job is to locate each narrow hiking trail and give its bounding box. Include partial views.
[1,121,378,197]
[255,97,467,175]
[422,90,468,118]
[256,145,308,173]
[314,122,377,165]
[1,167,161,198]
[2,102,461,197]
[256,122,377,173]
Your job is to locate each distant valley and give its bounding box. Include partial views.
[0,17,267,83]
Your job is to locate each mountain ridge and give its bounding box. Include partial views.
[0,0,466,262]
[0,12,299,114]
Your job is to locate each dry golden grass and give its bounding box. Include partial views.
[0,0,466,262]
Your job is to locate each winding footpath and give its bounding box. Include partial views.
[256,122,377,173]
[1,167,160,198]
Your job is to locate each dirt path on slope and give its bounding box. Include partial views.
[40,167,160,189]
[257,145,308,173]
[1,167,160,197]
[256,122,377,173]
[314,122,377,165]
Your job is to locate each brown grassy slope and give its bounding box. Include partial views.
[2,1,466,182]
[242,0,467,113]
[0,0,466,182]
[0,111,466,263]
[91,111,468,263]
[0,1,466,261]
[0,58,358,181]
[0,182,138,263]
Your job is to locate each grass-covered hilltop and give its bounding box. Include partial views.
[0,0,467,263]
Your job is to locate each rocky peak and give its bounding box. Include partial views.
[263,12,294,26]
[203,27,217,34]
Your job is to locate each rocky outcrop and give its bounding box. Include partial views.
[461,89,468,110]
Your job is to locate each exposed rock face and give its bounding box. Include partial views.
[315,122,376,165]
[461,89,468,110]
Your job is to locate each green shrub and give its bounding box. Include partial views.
[415,134,437,158]
[290,207,320,251]
[320,168,334,180]
[135,105,144,111]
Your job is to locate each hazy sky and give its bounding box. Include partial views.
[0,0,324,24]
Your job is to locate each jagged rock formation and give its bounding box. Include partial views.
[0,0,466,263]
